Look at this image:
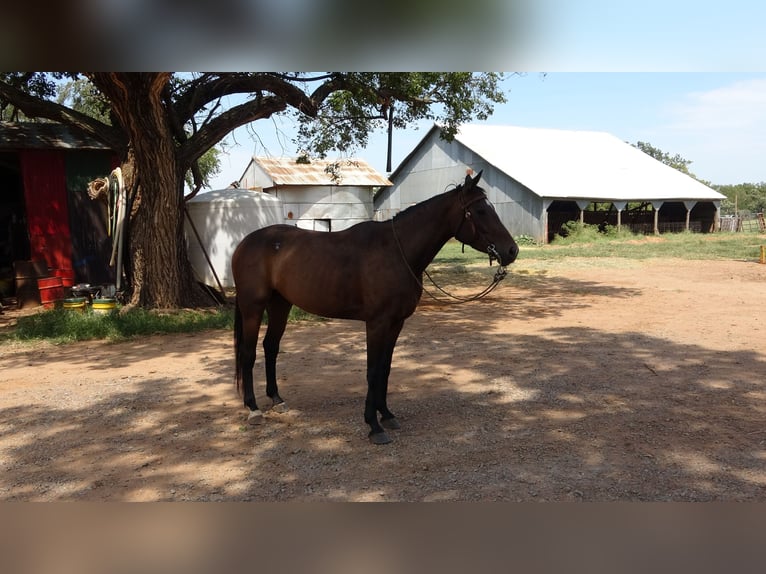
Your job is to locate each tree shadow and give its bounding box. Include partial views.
[1,274,764,501]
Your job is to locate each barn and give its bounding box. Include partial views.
[375,124,726,243]
[0,122,116,306]
[238,156,392,232]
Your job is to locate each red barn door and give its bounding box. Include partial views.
[19,150,73,277]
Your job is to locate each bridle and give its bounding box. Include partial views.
[454,188,504,267]
[391,185,508,305]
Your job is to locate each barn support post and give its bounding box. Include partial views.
[651,201,665,235]
[542,198,554,244]
[713,200,721,232]
[683,201,697,232]
[575,200,590,224]
[612,201,627,232]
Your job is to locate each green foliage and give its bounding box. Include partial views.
[714,182,766,215]
[514,234,540,246]
[556,221,637,242]
[633,141,694,176]
[0,72,60,121]
[6,307,235,344]
[184,145,221,190]
[296,72,507,158]
[528,230,764,261]
[56,77,112,125]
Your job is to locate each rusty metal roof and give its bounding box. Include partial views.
[254,156,392,187]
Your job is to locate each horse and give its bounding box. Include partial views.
[232,170,519,444]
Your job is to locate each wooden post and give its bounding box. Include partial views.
[651,201,664,235]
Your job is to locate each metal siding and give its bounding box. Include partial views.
[377,129,547,241]
[277,185,373,230]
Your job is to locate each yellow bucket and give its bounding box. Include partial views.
[92,298,118,315]
[62,297,87,313]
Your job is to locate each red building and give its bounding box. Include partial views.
[1,122,117,305]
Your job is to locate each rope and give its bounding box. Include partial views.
[391,218,507,305]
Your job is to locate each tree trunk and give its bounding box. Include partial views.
[93,73,203,308]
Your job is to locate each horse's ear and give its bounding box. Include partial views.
[464,170,483,189]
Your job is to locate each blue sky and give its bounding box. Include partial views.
[204,1,766,190]
[208,73,766,190]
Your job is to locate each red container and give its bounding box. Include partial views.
[54,268,75,288]
[37,276,64,308]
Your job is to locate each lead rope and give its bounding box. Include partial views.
[391,218,508,305]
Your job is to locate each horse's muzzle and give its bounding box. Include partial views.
[501,242,519,265]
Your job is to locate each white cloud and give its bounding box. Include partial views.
[658,78,766,184]
[666,78,766,131]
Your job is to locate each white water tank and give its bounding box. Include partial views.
[185,188,283,288]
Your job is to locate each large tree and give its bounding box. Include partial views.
[0,72,507,308]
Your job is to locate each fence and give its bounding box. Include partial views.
[720,213,765,233]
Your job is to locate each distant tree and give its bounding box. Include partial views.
[633,141,695,176]
[713,182,766,215]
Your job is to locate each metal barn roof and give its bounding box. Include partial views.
[452,124,725,203]
[252,156,392,187]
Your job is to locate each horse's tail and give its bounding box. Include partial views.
[234,295,244,396]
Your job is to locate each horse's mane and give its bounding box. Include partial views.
[392,180,486,222]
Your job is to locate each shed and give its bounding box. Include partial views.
[0,122,116,303]
[375,124,726,243]
[184,188,283,288]
[238,156,392,231]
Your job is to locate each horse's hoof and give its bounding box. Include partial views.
[247,409,264,425]
[380,417,401,430]
[369,431,392,445]
[271,402,289,413]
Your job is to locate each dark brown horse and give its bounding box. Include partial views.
[232,171,519,444]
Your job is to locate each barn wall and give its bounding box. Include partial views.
[377,130,547,241]
[65,151,115,284]
[274,185,373,231]
[239,161,273,190]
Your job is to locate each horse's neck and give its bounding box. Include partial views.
[393,191,458,273]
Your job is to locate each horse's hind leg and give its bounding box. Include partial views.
[264,293,292,412]
[238,306,266,425]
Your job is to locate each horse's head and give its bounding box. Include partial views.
[454,171,519,266]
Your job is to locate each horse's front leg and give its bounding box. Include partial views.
[365,319,404,444]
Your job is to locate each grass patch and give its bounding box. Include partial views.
[4,231,762,345]
[3,304,318,345]
[528,231,766,261]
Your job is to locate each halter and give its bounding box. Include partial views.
[454,188,504,267]
[391,184,508,305]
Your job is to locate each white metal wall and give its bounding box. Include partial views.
[275,185,373,231]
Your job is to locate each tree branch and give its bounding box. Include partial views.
[0,78,127,152]
[176,94,289,167]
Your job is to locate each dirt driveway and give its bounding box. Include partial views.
[1,257,765,501]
